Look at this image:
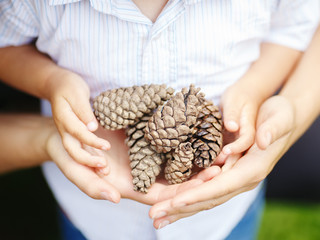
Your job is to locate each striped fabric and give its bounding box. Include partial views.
[0,1,319,240]
[1,0,318,104]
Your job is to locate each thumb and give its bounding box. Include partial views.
[256,96,295,149]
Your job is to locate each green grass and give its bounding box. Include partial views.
[258,200,320,240]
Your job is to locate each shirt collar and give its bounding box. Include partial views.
[49,0,203,7]
[49,0,81,5]
[49,0,112,15]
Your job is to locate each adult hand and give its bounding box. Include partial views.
[149,95,295,229]
[47,126,221,205]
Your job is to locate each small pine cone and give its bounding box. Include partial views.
[145,84,205,153]
[190,100,223,168]
[93,84,174,130]
[164,142,194,184]
[125,115,165,193]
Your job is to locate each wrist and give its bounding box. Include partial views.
[36,118,57,162]
[44,68,81,101]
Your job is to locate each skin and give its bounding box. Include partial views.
[0,45,110,169]
[0,2,308,229]
[0,41,302,226]
[0,114,221,204]
[149,25,320,229]
[132,0,169,22]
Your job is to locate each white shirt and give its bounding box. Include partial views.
[1,1,319,239]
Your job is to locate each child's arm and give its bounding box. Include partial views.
[217,42,301,161]
[149,25,320,229]
[0,45,110,168]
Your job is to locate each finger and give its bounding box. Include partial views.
[48,134,120,203]
[63,133,108,168]
[221,95,242,132]
[68,94,99,132]
[60,79,99,132]
[153,185,254,229]
[67,165,120,203]
[170,169,247,208]
[83,144,110,175]
[142,179,204,205]
[215,152,228,165]
[190,165,221,182]
[256,97,294,149]
[96,166,110,176]
[160,155,242,211]
[222,104,256,155]
[154,211,194,229]
[221,153,240,172]
[54,99,110,150]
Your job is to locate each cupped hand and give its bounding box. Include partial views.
[96,127,221,205]
[149,95,296,229]
[47,126,221,206]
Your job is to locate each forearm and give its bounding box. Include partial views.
[0,114,55,174]
[236,42,302,103]
[280,27,320,144]
[0,45,74,100]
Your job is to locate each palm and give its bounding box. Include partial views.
[96,127,215,205]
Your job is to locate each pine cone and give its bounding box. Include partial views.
[190,100,223,168]
[164,142,194,184]
[125,115,165,193]
[93,84,174,130]
[145,84,205,153]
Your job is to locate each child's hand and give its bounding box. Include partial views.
[217,42,301,162]
[217,82,258,161]
[46,70,111,168]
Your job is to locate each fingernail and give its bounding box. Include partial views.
[158,220,170,230]
[223,147,232,155]
[87,121,98,131]
[172,202,186,208]
[101,145,108,151]
[228,121,238,131]
[152,211,167,219]
[101,192,111,201]
[101,191,117,203]
[265,132,272,146]
[96,160,106,168]
[100,166,109,175]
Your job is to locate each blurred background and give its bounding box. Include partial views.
[0,82,319,240]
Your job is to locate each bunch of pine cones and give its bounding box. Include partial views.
[93,84,223,193]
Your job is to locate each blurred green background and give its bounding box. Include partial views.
[0,82,319,240]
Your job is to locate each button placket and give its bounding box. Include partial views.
[168,23,177,86]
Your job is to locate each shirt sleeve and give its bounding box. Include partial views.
[264,0,320,51]
[0,0,39,47]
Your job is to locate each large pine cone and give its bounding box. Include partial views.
[125,115,165,193]
[93,84,174,130]
[144,84,205,153]
[190,100,223,168]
